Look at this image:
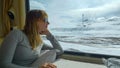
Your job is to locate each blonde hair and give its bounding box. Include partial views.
[24,10,48,50]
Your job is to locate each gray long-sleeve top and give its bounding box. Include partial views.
[0,29,63,68]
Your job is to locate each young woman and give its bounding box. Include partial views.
[0,10,63,68]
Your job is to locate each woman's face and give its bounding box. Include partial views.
[37,18,49,34]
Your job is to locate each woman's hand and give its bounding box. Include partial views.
[39,29,51,36]
[40,63,57,68]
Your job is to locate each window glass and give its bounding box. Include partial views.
[30,0,120,56]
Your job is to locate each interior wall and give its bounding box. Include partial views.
[12,0,26,29]
[0,0,3,37]
[0,0,3,45]
[19,0,26,29]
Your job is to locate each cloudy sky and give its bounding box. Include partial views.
[30,0,120,28]
[30,0,120,13]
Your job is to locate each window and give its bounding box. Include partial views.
[30,0,120,56]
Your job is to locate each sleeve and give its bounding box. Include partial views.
[42,33,64,56]
[42,43,53,50]
[0,30,37,68]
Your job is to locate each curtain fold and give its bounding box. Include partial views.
[2,0,13,37]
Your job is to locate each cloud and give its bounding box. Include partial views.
[66,2,120,18]
[30,0,120,18]
[30,0,46,10]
